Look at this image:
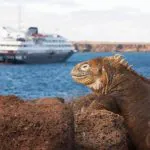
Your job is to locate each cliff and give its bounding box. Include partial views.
[72,41,150,52]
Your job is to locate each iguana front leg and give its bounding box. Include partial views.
[89,95,121,114]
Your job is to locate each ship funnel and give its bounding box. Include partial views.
[27,27,38,36]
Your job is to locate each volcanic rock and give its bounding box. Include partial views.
[70,94,129,150]
[32,97,65,104]
[0,95,74,150]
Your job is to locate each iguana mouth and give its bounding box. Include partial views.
[72,75,87,79]
[71,70,90,79]
[71,74,94,85]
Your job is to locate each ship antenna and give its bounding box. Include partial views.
[18,5,22,30]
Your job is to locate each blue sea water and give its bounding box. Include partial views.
[0,52,149,100]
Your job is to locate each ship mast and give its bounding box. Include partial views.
[18,5,22,30]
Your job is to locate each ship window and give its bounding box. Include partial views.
[15,55,23,60]
[0,55,4,61]
[7,55,15,59]
[24,55,27,59]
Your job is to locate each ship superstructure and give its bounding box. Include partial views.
[0,27,75,63]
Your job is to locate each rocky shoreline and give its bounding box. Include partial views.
[0,94,134,150]
[72,41,150,52]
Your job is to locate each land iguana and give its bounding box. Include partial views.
[71,55,150,150]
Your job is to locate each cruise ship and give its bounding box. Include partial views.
[0,27,75,64]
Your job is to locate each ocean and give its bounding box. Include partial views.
[0,52,149,100]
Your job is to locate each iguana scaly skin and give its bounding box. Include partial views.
[71,55,150,150]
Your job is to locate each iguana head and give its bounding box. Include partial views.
[71,55,131,94]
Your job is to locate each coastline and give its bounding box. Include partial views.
[72,41,150,52]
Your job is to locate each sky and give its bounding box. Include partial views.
[0,0,150,42]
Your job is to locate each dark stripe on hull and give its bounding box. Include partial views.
[0,51,73,64]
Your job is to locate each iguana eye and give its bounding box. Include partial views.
[80,64,90,71]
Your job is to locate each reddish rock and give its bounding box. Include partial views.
[0,95,74,150]
[32,97,65,104]
[70,95,129,150]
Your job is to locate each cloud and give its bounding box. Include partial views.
[59,8,150,41]
[0,0,81,14]
[0,0,79,8]
[75,0,150,12]
[0,0,150,41]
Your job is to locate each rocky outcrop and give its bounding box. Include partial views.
[73,41,150,52]
[70,94,130,150]
[0,94,134,150]
[32,97,65,104]
[0,95,74,150]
